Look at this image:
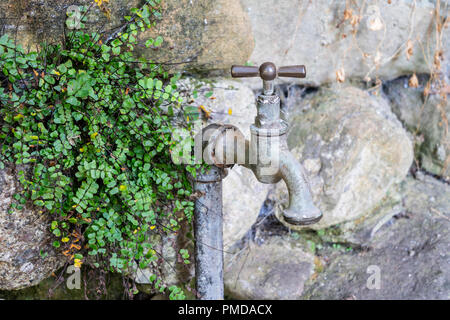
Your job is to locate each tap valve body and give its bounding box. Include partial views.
[230,62,322,226]
[190,62,322,300]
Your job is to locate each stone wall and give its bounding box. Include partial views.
[0,166,65,290]
[0,0,448,299]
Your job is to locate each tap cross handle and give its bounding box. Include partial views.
[231,62,306,80]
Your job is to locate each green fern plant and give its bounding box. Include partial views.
[0,0,197,300]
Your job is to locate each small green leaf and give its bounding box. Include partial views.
[66,96,80,106]
[112,46,121,55]
[154,36,163,47]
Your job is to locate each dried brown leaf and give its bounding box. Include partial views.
[424,81,431,97]
[350,15,361,27]
[408,74,419,88]
[367,15,383,31]
[374,51,382,65]
[344,9,353,20]
[444,16,449,29]
[433,51,442,71]
[406,39,413,61]
[336,68,346,83]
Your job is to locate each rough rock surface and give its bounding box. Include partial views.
[0,0,139,50]
[322,183,405,246]
[303,174,450,300]
[383,74,450,179]
[139,0,254,72]
[241,0,448,86]
[275,85,413,229]
[0,267,128,300]
[133,230,194,297]
[224,236,316,299]
[0,0,253,74]
[222,166,269,250]
[1,1,446,82]
[0,166,65,290]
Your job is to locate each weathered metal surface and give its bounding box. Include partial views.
[259,62,277,81]
[230,65,259,78]
[231,62,322,225]
[231,62,306,80]
[278,65,306,78]
[278,146,323,225]
[193,166,225,300]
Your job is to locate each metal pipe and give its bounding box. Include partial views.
[192,166,226,300]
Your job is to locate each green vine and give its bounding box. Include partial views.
[0,0,197,300]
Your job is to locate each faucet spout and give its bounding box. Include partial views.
[278,148,322,225]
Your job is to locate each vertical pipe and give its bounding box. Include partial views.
[193,166,225,300]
